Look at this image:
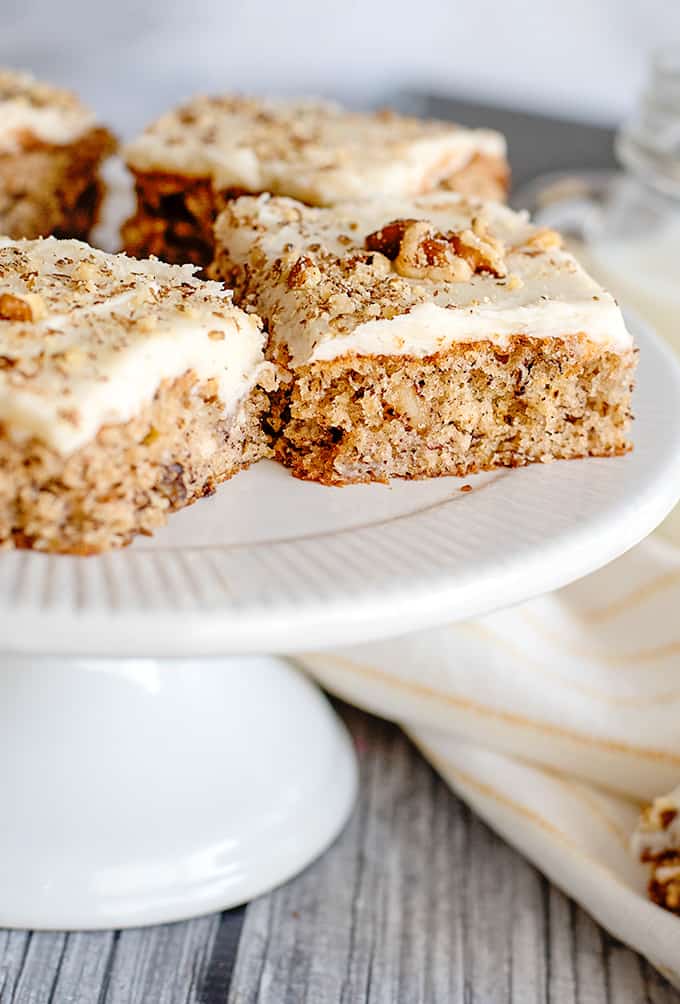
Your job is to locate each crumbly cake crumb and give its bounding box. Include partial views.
[266,339,634,485]
[0,374,271,554]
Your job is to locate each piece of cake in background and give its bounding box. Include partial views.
[633,786,680,914]
[122,96,508,267]
[212,192,636,486]
[0,238,273,554]
[0,70,115,241]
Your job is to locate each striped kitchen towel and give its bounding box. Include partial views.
[299,533,680,985]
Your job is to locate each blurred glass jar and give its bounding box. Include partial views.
[514,48,680,356]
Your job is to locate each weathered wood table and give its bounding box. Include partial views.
[1,707,678,1003]
[3,98,678,1004]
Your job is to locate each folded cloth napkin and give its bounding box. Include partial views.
[298,531,680,986]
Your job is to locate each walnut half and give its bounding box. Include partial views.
[364,216,506,282]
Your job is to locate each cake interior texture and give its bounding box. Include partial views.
[122,171,221,268]
[0,374,270,555]
[267,339,635,485]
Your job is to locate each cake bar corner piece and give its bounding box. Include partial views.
[0,236,272,553]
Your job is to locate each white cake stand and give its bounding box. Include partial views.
[1,315,680,930]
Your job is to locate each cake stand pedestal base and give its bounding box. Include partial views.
[0,654,357,930]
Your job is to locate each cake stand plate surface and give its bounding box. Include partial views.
[2,314,679,930]
[0,314,679,656]
[0,654,358,930]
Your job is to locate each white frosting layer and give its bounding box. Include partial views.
[215,193,633,368]
[0,71,96,154]
[124,96,506,206]
[0,238,268,455]
[310,298,629,362]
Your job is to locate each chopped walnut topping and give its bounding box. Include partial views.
[142,426,160,446]
[0,69,90,115]
[124,94,506,208]
[395,221,473,282]
[0,293,34,322]
[73,260,100,285]
[23,293,48,321]
[0,70,98,155]
[345,251,393,277]
[62,347,85,367]
[0,236,267,455]
[365,217,506,282]
[212,192,621,372]
[449,223,507,279]
[522,228,563,252]
[634,790,680,915]
[287,256,321,289]
[365,219,418,260]
[136,315,159,334]
[642,795,680,834]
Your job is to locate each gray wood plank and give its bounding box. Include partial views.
[0,919,221,1004]
[644,958,680,1004]
[5,932,70,1004]
[44,932,115,1004]
[572,906,611,1004]
[0,932,31,1002]
[227,706,680,1004]
[102,915,221,1004]
[2,706,679,1003]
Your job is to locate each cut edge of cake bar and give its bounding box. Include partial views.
[0,237,274,554]
[0,69,115,241]
[212,191,636,486]
[121,95,509,267]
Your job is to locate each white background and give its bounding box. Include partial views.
[0,0,676,135]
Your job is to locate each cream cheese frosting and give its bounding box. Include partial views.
[124,96,506,206]
[0,70,97,155]
[214,192,633,368]
[0,238,268,455]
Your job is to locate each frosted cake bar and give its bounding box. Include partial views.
[213,192,636,485]
[0,238,272,553]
